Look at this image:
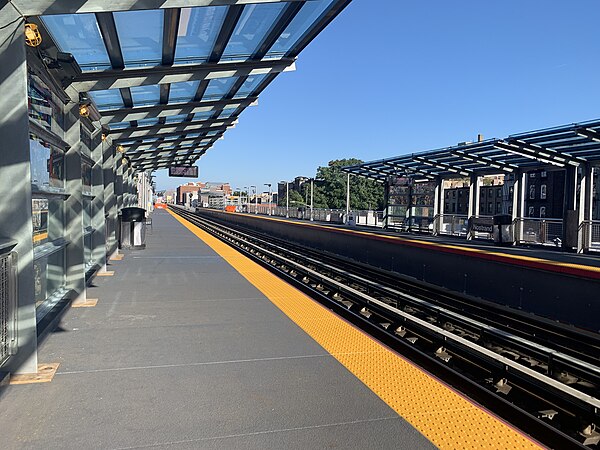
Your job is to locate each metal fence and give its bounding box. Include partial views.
[233,205,384,228]
[0,251,17,367]
[582,220,600,252]
[514,218,563,246]
[434,214,470,237]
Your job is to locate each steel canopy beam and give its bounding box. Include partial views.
[110,122,233,140]
[412,155,471,177]
[451,150,516,173]
[108,117,236,135]
[69,58,296,92]
[494,141,576,167]
[382,160,438,179]
[504,139,585,165]
[123,137,216,151]
[100,97,256,123]
[13,1,308,16]
[113,126,227,143]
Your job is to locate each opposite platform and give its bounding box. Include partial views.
[0,210,434,449]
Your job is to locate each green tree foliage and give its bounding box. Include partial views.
[278,189,305,206]
[314,159,385,210]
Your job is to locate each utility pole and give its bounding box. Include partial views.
[310,178,314,221]
[286,181,289,218]
[346,172,351,224]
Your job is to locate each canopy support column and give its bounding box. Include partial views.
[433,177,444,235]
[562,165,578,250]
[0,4,38,374]
[578,164,594,252]
[467,174,481,240]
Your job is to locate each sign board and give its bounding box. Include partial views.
[169,166,198,178]
[468,217,494,234]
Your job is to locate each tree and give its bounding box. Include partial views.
[314,159,384,210]
[277,189,305,206]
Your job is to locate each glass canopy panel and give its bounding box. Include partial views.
[222,4,286,61]
[137,118,160,127]
[268,0,335,57]
[218,108,238,119]
[114,10,163,67]
[169,81,201,103]
[130,85,160,106]
[234,74,268,98]
[165,114,190,124]
[174,6,228,64]
[193,111,216,121]
[41,14,111,71]
[108,122,131,130]
[204,77,238,101]
[88,89,123,110]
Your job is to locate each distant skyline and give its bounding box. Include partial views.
[154,1,600,191]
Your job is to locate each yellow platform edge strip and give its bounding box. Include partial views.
[168,209,542,450]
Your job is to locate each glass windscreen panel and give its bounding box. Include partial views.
[89,90,123,110]
[33,247,65,307]
[28,74,64,133]
[130,85,160,106]
[234,74,267,98]
[268,0,335,58]
[41,14,111,71]
[204,77,238,101]
[174,6,228,64]
[30,136,65,192]
[170,81,201,103]
[222,4,286,61]
[114,10,163,67]
[32,197,64,248]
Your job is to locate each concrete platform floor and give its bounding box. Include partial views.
[0,210,434,450]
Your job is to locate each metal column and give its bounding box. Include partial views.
[433,177,444,235]
[562,165,578,250]
[345,172,350,224]
[103,142,118,257]
[512,171,525,243]
[0,4,38,374]
[578,164,593,252]
[467,174,481,240]
[91,131,106,268]
[64,103,86,304]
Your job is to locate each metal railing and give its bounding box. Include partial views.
[231,205,385,228]
[581,220,600,252]
[514,218,563,246]
[434,214,470,237]
[0,251,17,367]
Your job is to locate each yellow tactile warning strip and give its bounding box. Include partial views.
[96,271,114,277]
[71,298,98,308]
[169,209,542,449]
[9,363,60,385]
[227,212,600,277]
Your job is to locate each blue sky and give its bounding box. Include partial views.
[155,0,600,192]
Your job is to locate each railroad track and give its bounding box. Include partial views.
[172,207,600,448]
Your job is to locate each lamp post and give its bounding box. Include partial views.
[264,183,272,216]
[346,172,351,224]
[310,178,314,221]
[285,181,289,218]
[250,185,257,214]
[236,187,241,211]
[243,186,248,212]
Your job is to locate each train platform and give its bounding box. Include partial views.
[0,209,542,449]
[234,212,600,276]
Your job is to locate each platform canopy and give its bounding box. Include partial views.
[29,0,350,171]
[343,119,600,182]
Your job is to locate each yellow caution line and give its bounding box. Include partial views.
[168,209,541,449]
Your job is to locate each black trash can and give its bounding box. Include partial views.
[119,207,147,249]
[493,214,513,245]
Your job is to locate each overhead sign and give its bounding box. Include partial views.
[169,166,198,178]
